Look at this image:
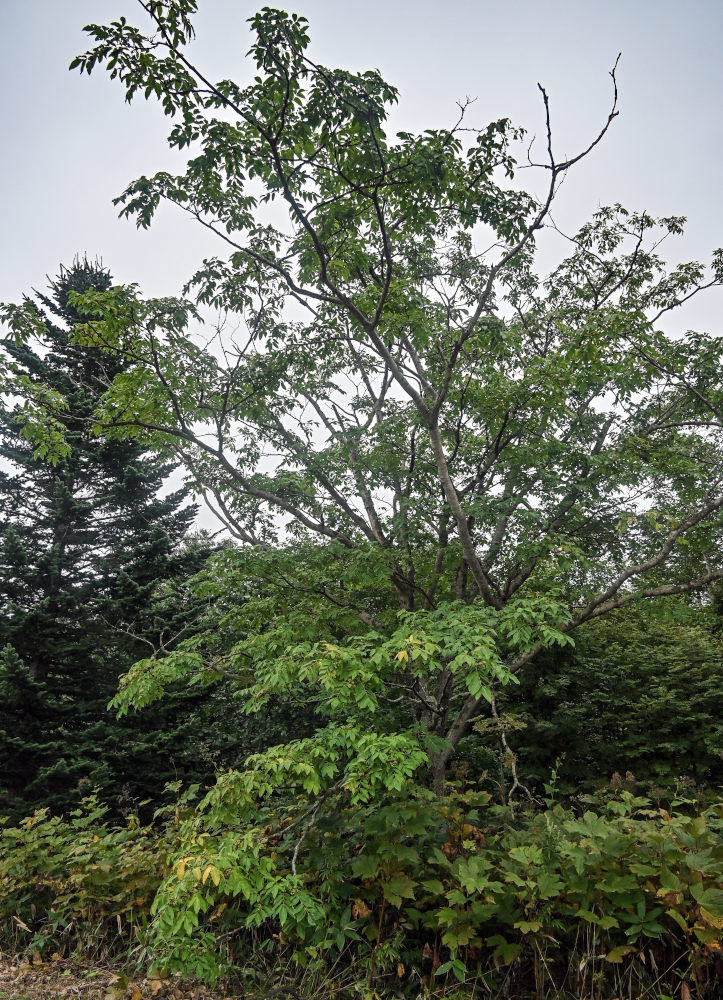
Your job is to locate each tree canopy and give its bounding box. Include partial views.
[2,0,722,785]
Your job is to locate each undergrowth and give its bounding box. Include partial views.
[1,785,721,998]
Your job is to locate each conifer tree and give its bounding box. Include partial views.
[0,260,216,819]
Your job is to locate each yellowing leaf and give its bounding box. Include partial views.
[605,945,635,963]
[202,864,221,886]
[700,906,723,929]
[175,855,194,880]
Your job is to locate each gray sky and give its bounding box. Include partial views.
[1,0,722,333]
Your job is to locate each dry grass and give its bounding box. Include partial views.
[0,954,242,1000]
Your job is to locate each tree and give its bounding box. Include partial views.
[1,0,720,861]
[0,260,220,818]
[51,1,723,781]
[2,0,715,979]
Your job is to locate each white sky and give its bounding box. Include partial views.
[1,0,721,332]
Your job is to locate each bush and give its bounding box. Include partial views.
[0,793,180,961]
[508,603,723,795]
[2,786,721,997]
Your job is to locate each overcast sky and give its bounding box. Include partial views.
[1,0,721,534]
[2,0,722,332]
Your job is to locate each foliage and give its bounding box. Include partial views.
[2,6,723,994]
[134,770,723,992]
[37,0,723,788]
[109,544,573,741]
[507,600,723,795]
[0,793,172,961]
[0,261,224,820]
[1,788,721,998]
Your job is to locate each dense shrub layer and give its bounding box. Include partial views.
[1,788,722,997]
[0,795,172,961]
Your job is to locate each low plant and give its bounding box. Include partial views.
[0,792,181,961]
[2,785,721,998]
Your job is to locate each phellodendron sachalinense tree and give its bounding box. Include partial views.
[0,1,715,978]
[11,4,722,823]
[61,4,723,781]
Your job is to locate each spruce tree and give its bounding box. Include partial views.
[0,260,217,820]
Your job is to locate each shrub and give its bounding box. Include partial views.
[2,787,721,997]
[0,794,178,961]
[509,603,723,796]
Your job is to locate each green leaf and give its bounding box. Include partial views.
[382,874,416,907]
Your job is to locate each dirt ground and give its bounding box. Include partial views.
[0,954,242,1000]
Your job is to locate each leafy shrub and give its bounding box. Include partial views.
[137,780,723,995]
[0,794,179,960]
[2,786,721,997]
[508,602,723,795]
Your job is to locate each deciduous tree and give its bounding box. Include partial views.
[2,0,721,886]
[0,0,715,979]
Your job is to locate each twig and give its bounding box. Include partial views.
[288,776,346,875]
[489,688,538,806]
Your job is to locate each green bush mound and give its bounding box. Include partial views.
[0,795,172,962]
[509,606,723,796]
[2,788,721,998]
